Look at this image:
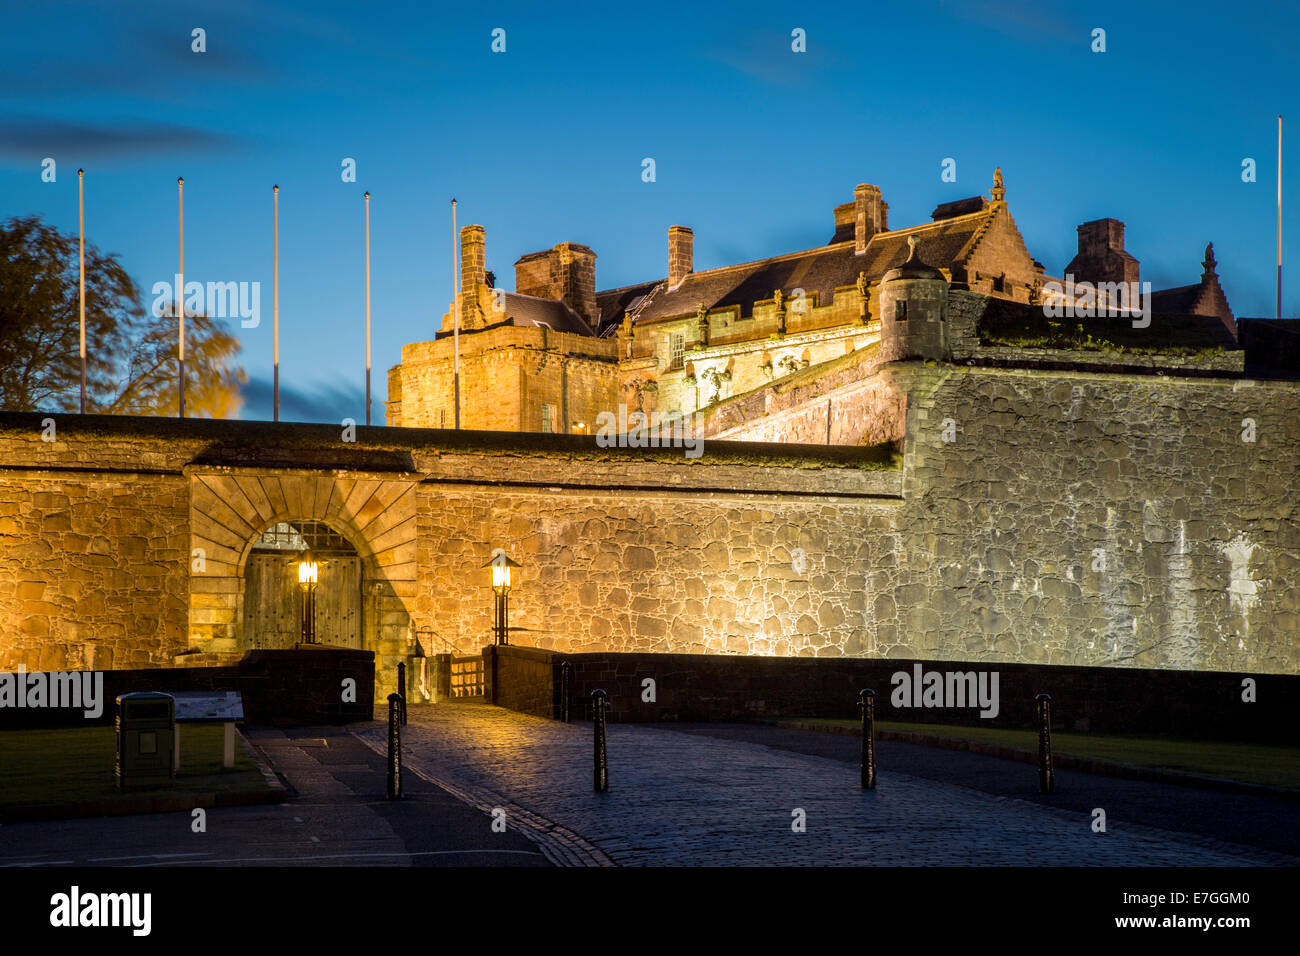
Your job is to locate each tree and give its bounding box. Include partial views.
[0,215,245,416]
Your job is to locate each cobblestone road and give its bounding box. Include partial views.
[354,704,1293,866]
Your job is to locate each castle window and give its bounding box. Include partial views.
[993,273,1005,293]
[541,403,557,434]
[439,409,446,428]
[669,332,685,370]
[895,300,907,322]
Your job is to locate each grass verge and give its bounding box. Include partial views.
[0,724,266,808]
[780,718,1300,790]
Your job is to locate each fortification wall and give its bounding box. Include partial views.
[892,364,1300,673]
[1,358,1297,685]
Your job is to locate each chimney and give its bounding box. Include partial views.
[669,225,693,287]
[1066,218,1139,286]
[853,184,886,253]
[459,224,486,326]
[554,242,598,326]
[514,250,554,299]
[513,243,598,326]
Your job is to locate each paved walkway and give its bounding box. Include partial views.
[354,703,1297,866]
[666,723,1300,858]
[0,727,548,867]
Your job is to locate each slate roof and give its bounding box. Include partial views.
[595,206,999,334]
[931,196,988,220]
[433,291,596,338]
[500,292,596,336]
[1149,284,1203,314]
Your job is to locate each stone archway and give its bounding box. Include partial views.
[185,469,417,675]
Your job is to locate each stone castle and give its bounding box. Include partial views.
[387,170,1239,440]
[2,170,1297,698]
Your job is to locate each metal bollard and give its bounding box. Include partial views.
[560,660,572,723]
[397,662,407,724]
[387,692,403,799]
[1036,693,1054,794]
[858,688,877,789]
[592,689,609,792]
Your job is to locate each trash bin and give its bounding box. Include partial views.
[115,692,175,788]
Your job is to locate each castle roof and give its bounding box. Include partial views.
[435,291,596,339]
[501,291,596,335]
[595,204,1001,333]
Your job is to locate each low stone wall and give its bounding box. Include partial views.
[0,647,375,728]
[967,345,1245,376]
[484,645,557,718]
[493,649,1295,743]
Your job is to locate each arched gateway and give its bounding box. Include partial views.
[185,470,418,693]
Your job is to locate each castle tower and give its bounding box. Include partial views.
[878,235,949,362]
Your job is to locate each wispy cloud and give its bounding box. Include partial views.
[938,0,1079,44]
[240,375,372,425]
[0,116,242,163]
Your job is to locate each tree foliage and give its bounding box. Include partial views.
[0,215,245,416]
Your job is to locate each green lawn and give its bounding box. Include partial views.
[781,718,1300,790]
[0,724,266,808]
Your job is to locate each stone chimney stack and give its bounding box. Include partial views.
[513,242,599,326]
[459,224,486,327]
[668,225,694,288]
[554,242,598,326]
[854,184,887,253]
[1066,218,1139,287]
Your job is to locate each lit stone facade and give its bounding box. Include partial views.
[3,336,1298,695]
[387,174,1042,433]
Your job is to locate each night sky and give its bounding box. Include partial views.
[2,0,1295,421]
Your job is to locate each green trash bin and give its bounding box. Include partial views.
[115,692,175,788]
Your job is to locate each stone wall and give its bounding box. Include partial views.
[703,344,905,446]
[0,648,375,728]
[0,468,190,671]
[2,352,1298,699]
[483,644,556,718]
[388,324,618,432]
[509,648,1297,742]
[893,364,1300,673]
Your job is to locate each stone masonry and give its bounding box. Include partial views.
[2,348,1298,691]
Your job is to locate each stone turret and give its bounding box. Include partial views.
[878,235,949,362]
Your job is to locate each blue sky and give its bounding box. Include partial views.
[2,0,1296,421]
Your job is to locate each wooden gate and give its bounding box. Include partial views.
[243,553,362,649]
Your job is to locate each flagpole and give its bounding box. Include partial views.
[365,191,372,427]
[1278,115,1283,321]
[274,184,280,422]
[77,168,86,414]
[452,198,461,429]
[177,177,186,418]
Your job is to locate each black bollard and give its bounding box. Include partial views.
[1036,693,1054,794]
[560,660,572,723]
[592,689,609,792]
[858,688,877,789]
[387,692,403,799]
[397,662,407,725]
